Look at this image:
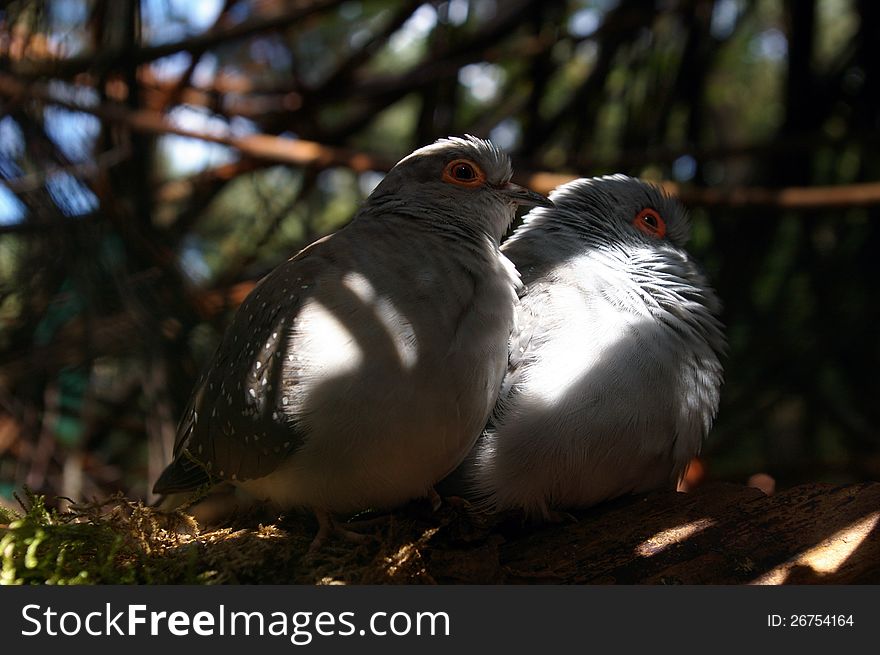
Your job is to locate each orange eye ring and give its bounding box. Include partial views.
[633,207,666,239]
[442,159,486,188]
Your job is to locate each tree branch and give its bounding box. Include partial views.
[3,0,347,80]
[4,71,880,211]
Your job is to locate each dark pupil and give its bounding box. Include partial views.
[643,214,657,228]
[454,164,475,180]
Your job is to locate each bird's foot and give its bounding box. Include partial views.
[308,509,374,554]
[425,488,473,512]
[426,487,442,511]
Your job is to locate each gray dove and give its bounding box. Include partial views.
[153,135,551,547]
[453,175,725,520]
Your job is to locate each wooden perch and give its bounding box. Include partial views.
[492,482,880,584]
[6,480,874,584]
[285,481,880,584]
[64,480,868,585]
[10,482,880,585]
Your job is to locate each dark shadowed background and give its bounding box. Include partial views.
[0,0,878,511]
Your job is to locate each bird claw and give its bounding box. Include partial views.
[307,509,375,554]
[427,487,442,511]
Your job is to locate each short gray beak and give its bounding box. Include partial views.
[501,182,554,208]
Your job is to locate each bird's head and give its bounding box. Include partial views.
[507,175,725,351]
[367,135,551,242]
[513,174,692,251]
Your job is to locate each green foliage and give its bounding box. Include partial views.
[0,504,18,524]
[1,494,105,584]
[0,491,339,585]
[0,491,202,585]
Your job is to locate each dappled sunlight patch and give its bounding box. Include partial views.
[635,518,716,558]
[383,527,438,579]
[749,511,880,584]
[177,523,301,583]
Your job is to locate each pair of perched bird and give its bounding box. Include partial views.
[154,136,725,547]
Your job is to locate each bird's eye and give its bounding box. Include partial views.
[453,163,475,180]
[633,208,667,239]
[442,159,486,187]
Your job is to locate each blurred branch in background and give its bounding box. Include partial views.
[0,0,879,507]
[6,69,880,209]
